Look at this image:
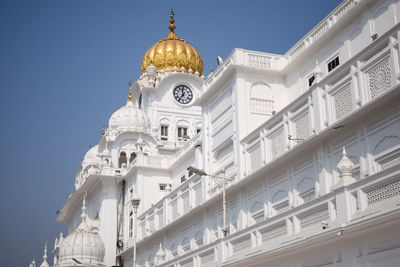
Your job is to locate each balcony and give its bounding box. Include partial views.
[130,164,400,267]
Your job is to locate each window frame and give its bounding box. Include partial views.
[177,126,189,141]
[327,55,340,72]
[308,74,315,87]
[160,125,169,141]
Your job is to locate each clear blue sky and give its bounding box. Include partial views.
[0,0,342,265]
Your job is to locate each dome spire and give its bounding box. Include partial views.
[128,80,133,102]
[42,242,48,263]
[169,9,176,33]
[336,146,356,186]
[43,242,48,262]
[81,193,87,222]
[58,190,105,266]
[39,242,50,267]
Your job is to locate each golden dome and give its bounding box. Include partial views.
[141,10,204,76]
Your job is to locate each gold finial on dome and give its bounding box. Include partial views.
[141,10,204,75]
[169,9,176,33]
[128,80,133,101]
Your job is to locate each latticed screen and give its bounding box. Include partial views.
[367,177,400,206]
[368,58,391,99]
[334,86,352,120]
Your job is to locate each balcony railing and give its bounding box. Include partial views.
[133,164,400,267]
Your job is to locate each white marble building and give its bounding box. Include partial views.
[32,0,400,266]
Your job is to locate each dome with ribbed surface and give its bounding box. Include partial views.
[109,100,151,131]
[141,10,203,76]
[81,145,100,167]
[58,198,105,266]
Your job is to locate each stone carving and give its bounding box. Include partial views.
[369,58,391,99]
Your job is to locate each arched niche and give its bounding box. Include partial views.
[249,81,274,115]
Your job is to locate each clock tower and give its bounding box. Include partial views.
[136,10,204,151]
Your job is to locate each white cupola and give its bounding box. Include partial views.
[58,195,105,267]
[81,145,100,167]
[75,145,101,189]
[108,85,151,133]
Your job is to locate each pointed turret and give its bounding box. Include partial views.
[39,243,50,267]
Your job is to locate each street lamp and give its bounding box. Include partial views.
[187,166,232,237]
[131,193,141,267]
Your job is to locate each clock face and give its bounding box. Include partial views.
[173,85,193,104]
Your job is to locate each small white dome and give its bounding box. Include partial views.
[58,198,105,266]
[75,145,101,188]
[109,100,151,131]
[82,145,100,167]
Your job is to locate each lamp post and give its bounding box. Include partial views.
[188,167,231,237]
[131,193,141,267]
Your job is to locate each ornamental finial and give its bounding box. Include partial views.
[336,146,356,186]
[169,9,176,33]
[81,192,87,222]
[102,124,105,136]
[128,80,133,101]
[42,242,48,262]
[156,243,166,263]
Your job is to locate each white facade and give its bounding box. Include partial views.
[34,0,400,266]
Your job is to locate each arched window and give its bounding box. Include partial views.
[160,118,170,141]
[119,152,127,168]
[177,120,190,141]
[160,125,169,141]
[177,126,188,141]
[130,152,137,163]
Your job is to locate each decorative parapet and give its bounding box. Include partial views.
[201,49,285,95]
[285,0,360,61]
